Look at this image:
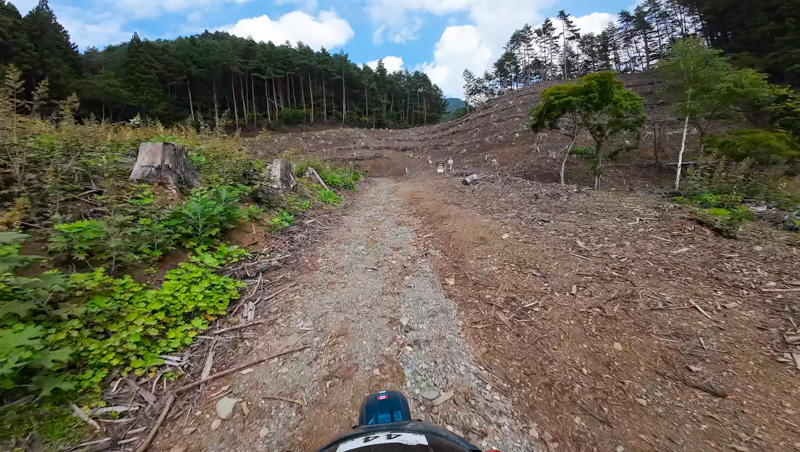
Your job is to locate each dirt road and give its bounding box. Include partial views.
[158,169,799,452]
[160,178,540,452]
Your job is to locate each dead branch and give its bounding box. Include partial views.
[263,395,304,406]
[210,320,267,335]
[173,346,310,394]
[133,394,175,452]
[655,370,727,398]
[69,403,102,431]
[689,300,713,320]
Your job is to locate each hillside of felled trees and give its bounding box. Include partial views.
[463,0,800,106]
[0,0,447,128]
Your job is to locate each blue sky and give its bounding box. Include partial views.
[10,0,633,97]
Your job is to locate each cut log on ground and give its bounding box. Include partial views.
[268,159,297,191]
[304,167,330,190]
[463,174,480,185]
[129,142,199,187]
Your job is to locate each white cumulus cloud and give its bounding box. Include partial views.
[420,25,492,98]
[223,11,355,49]
[366,56,405,73]
[573,12,617,35]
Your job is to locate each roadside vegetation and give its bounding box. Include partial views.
[0,65,361,447]
[526,37,800,238]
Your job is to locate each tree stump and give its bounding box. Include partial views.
[129,142,199,187]
[268,159,296,191]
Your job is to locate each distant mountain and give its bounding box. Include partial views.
[445,98,465,112]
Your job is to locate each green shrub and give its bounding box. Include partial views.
[695,205,755,237]
[686,157,800,211]
[705,129,800,164]
[49,211,178,272]
[1,237,245,397]
[292,160,363,190]
[691,193,743,209]
[169,186,246,247]
[49,219,109,263]
[317,187,343,205]
[279,108,308,125]
[269,211,295,229]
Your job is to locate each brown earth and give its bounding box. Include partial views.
[142,76,799,452]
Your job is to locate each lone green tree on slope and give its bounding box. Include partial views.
[659,37,770,190]
[529,71,644,188]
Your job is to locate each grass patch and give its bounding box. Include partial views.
[316,187,343,205]
[292,159,364,190]
[672,193,756,237]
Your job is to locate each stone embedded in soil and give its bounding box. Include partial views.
[421,390,440,400]
[210,419,222,431]
[636,398,648,407]
[613,342,623,351]
[169,446,186,452]
[216,397,238,419]
[432,391,454,406]
[444,278,456,286]
[181,426,196,436]
[400,317,410,328]
[528,426,539,439]
[259,427,270,438]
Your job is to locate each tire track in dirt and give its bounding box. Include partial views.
[291,178,538,451]
[159,178,540,452]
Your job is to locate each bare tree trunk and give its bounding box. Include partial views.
[264,78,272,123]
[560,131,580,185]
[415,89,420,126]
[187,78,195,121]
[675,114,690,190]
[213,81,219,131]
[342,67,346,127]
[562,20,567,79]
[286,76,291,109]
[300,74,306,123]
[422,92,427,124]
[594,154,602,190]
[231,76,239,130]
[309,72,314,124]
[240,74,247,129]
[322,77,327,122]
[272,78,279,120]
[291,74,297,109]
[251,72,257,129]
